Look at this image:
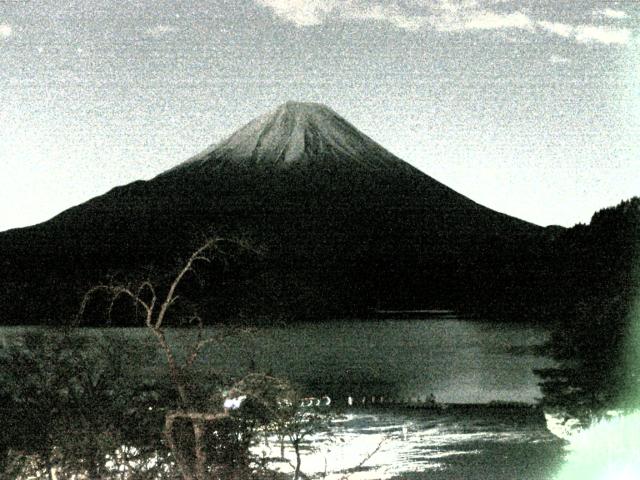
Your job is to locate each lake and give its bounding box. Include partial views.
[0,317,567,478]
[201,318,566,479]
[175,317,556,405]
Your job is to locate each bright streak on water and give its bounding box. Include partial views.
[252,409,563,480]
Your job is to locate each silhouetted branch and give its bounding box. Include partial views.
[353,436,386,470]
[76,236,253,480]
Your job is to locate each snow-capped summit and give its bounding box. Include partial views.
[175,101,416,173]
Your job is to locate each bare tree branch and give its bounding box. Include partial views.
[76,236,252,480]
[155,238,221,330]
[336,436,387,480]
[136,280,157,310]
[353,436,386,470]
[164,412,195,480]
[284,459,311,480]
[77,284,152,325]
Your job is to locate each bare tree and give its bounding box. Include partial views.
[78,237,242,480]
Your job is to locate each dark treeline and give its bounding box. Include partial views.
[534,197,640,417]
[0,164,540,325]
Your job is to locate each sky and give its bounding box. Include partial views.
[0,0,638,232]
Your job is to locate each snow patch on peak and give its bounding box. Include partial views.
[277,100,332,115]
[173,101,417,174]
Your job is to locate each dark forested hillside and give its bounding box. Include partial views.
[536,197,640,415]
[0,102,542,325]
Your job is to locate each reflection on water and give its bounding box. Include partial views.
[253,407,565,480]
[195,318,555,404]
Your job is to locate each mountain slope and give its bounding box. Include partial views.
[0,102,545,324]
[169,101,417,172]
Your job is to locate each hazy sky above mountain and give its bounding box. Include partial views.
[1,0,638,231]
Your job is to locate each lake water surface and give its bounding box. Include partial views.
[187,318,556,405]
[178,318,565,478]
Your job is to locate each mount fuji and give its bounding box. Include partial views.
[0,102,546,324]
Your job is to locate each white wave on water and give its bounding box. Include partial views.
[250,410,546,479]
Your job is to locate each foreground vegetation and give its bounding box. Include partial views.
[536,198,640,422]
[0,327,330,479]
[0,239,330,479]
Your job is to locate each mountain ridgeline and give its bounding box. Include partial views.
[0,102,632,326]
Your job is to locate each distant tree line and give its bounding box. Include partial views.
[535,197,640,418]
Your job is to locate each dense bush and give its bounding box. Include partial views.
[0,329,326,479]
[0,329,173,478]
